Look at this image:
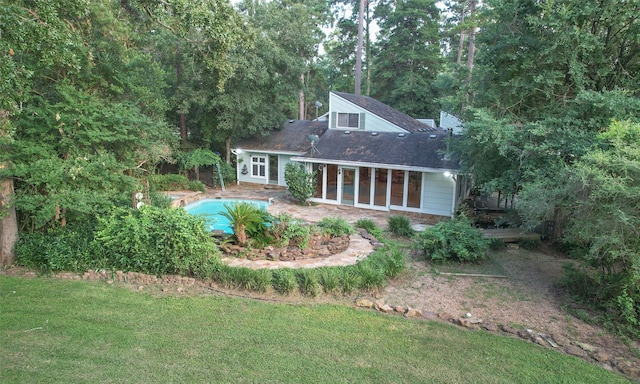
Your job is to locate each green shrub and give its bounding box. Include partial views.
[418,216,488,263]
[149,190,172,208]
[188,180,206,193]
[317,217,355,237]
[388,215,414,237]
[273,269,298,295]
[340,270,361,295]
[254,269,273,293]
[221,202,270,246]
[269,214,313,249]
[15,225,103,273]
[284,162,317,204]
[356,264,386,291]
[297,269,322,297]
[519,238,541,250]
[215,161,237,185]
[319,268,340,294]
[488,237,506,250]
[378,246,406,279]
[355,218,383,239]
[148,174,190,191]
[93,206,220,277]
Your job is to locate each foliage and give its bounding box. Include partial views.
[93,206,220,278]
[418,216,488,263]
[387,216,415,237]
[188,180,206,193]
[272,268,299,295]
[487,238,506,250]
[317,217,355,237]
[221,202,270,246]
[539,120,640,335]
[177,149,221,172]
[519,239,540,251]
[284,163,317,205]
[319,267,340,294]
[15,225,101,273]
[269,214,313,249]
[355,218,383,239]
[297,269,322,297]
[372,0,443,117]
[149,174,191,191]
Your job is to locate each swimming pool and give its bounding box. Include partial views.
[184,199,270,234]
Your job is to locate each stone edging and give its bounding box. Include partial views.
[354,297,639,380]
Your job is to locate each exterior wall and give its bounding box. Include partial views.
[329,94,405,133]
[236,151,296,186]
[439,111,464,134]
[421,172,456,217]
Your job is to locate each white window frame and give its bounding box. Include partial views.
[250,155,266,178]
[337,113,359,129]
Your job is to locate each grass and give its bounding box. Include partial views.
[0,276,631,384]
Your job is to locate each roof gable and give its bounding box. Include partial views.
[332,92,433,133]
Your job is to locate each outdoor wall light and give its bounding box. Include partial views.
[444,171,452,178]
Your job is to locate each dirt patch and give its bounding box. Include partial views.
[381,245,640,378]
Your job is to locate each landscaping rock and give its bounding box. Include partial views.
[576,342,597,353]
[619,364,640,379]
[499,324,518,335]
[438,312,456,321]
[355,298,375,308]
[481,322,498,332]
[592,351,611,363]
[566,345,587,358]
[404,308,421,318]
[550,334,569,347]
[379,304,394,313]
[393,305,406,314]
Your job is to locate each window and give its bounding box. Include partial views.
[337,113,359,128]
[251,156,266,178]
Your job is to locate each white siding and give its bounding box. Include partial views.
[330,93,406,133]
[421,173,455,217]
[439,111,464,134]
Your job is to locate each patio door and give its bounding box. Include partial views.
[268,155,278,184]
[341,167,356,206]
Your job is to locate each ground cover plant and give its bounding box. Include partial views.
[418,215,488,263]
[0,275,629,384]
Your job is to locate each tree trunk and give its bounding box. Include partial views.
[463,0,477,111]
[456,5,466,66]
[354,0,365,96]
[176,46,187,143]
[298,74,305,120]
[0,175,18,266]
[225,135,232,163]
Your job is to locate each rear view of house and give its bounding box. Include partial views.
[233,91,470,219]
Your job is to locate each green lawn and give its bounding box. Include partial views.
[0,276,630,384]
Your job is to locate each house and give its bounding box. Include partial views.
[233,91,470,219]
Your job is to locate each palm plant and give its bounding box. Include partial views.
[221,202,269,246]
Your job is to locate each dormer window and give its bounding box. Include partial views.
[337,113,359,128]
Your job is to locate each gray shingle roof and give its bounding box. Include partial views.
[332,92,435,133]
[237,120,328,153]
[307,129,457,170]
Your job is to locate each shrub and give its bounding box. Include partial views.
[221,202,270,246]
[317,217,355,237]
[319,268,340,294]
[418,216,488,263]
[355,218,383,239]
[15,224,103,273]
[148,174,190,191]
[269,214,313,249]
[488,237,506,250]
[388,215,414,237]
[284,162,316,204]
[340,270,361,294]
[188,180,206,193]
[272,269,298,295]
[93,206,220,277]
[356,264,386,292]
[215,161,237,185]
[297,269,322,297]
[519,238,541,250]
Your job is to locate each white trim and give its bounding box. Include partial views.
[250,155,267,179]
[291,156,458,174]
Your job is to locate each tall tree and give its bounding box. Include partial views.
[372,0,443,117]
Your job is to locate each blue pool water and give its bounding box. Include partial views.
[184,199,270,234]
